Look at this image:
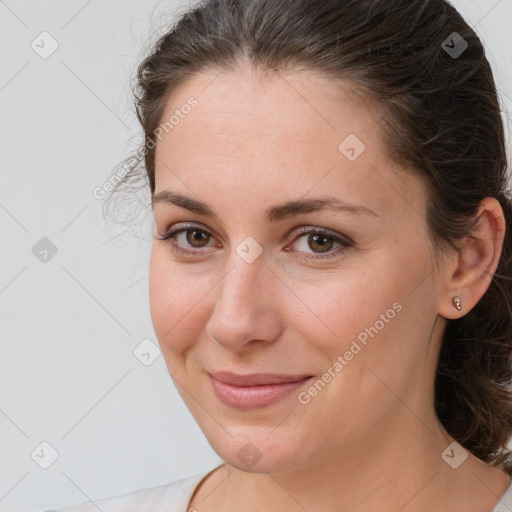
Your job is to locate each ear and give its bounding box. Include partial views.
[438,197,506,320]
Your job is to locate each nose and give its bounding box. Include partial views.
[205,254,283,352]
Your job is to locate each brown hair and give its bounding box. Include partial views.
[108,0,512,473]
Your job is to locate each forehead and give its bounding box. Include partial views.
[153,64,424,221]
[157,64,380,155]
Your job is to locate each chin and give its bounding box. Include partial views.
[204,424,313,474]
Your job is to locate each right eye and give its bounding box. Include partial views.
[156,223,219,256]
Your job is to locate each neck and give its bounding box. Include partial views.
[193,410,509,512]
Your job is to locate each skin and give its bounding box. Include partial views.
[149,64,510,512]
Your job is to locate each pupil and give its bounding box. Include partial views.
[310,234,332,253]
[188,230,208,247]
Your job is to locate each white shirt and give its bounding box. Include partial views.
[42,465,222,512]
[43,464,512,511]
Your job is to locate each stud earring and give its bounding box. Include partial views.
[452,296,462,311]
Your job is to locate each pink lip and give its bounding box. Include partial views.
[209,372,313,409]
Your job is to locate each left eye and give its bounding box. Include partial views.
[156,224,353,260]
[290,228,351,259]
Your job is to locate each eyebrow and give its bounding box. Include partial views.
[151,190,378,223]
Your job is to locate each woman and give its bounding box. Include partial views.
[47,0,512,510]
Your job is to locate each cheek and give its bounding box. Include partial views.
[314,256,437,408]
[148,246,209,355]
[296,252,425,384]
[291,266,395,356]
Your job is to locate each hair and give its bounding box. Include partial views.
[108,0,512,474]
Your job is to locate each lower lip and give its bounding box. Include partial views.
[209,375,312,409]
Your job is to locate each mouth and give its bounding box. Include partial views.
[208,371,314,409]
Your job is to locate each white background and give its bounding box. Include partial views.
[0,1,510,511]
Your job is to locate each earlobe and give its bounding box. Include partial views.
[438,197,506,320]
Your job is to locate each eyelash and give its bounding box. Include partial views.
[156,223,353,261]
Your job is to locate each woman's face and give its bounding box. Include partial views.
[149,65,448,473]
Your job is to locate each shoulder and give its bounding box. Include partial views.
[42,467,220,512]
[493,478,512,512]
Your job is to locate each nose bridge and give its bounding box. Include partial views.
[216,248,267,319]
[216,230,268,306]
[206,246,280,350]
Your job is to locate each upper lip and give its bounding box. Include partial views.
[209,371,312,387]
